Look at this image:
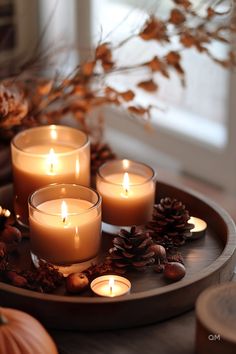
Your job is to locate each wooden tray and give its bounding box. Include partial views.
[0,182,236,331]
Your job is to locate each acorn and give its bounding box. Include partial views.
[0,226,22,252]
[163,262,186,281]
[66,272,89,294]
[149,244,166,261]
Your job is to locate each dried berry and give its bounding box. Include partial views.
[66,272,89,294]
[22,261,64,293]
[83,259,114,280]
[0,226,22,252]
[167,252,184,265]
[6,271,28,288]
[153,264,165,273]
[164,262,186,281]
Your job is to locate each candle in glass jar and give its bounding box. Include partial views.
[96,160,155,226]
[29,184,101,267]
[90,275,131,297]
[11,125,90,226]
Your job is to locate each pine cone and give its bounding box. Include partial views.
[148,197,193,248]
[91,142,116,175]
[109,226,155,272]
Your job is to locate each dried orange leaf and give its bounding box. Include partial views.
[105,86,118,97]
[173,0,191,9]
[37,80,53,96]
[128,106,148,115]
[95,43,112,63]
[71,99,90,112]
[128,106,152,118]
[180,32,195,47]
[207,7,215,19]
[147,57,169,78]
[169,9,186,25]
[82,61,96,76]
[119,90,135,101]
[102,60,114,72]
[166,51,181,65]
[139,16,168,42]
[137,80,158,92]
[72,85,87,96]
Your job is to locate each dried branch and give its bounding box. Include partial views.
[0,0,235,142]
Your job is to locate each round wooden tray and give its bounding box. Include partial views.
[0,182,236,331]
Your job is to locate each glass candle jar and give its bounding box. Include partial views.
[11,125,90,227]
[29,184,102,274]
[96,159,156,227]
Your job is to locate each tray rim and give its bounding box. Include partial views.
[0,181,236,304]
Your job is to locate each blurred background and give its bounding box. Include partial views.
[1,0,236,216]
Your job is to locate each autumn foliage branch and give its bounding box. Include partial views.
[0,0,235,142]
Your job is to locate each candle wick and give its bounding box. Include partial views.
[62,216,66,223]
[110,285,113,295]
[125,188,129,196]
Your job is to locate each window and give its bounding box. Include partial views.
[88,0,236,192]
[5,1,236,192]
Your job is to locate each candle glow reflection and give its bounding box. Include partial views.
[47,148,58,174]
[61,201,68,224]
[109,277,115,295]
[122,172,130,196]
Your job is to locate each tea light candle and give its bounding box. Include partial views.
[189,216,207,239]
[90,275,131,297]
[11,125,90,226]
[96,159,155,226]
[29,184,101,269]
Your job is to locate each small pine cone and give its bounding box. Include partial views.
[148,197,194,249]
[109,226,155,272]
[91,142,116,175]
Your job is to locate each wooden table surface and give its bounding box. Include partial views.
[49,272,236,354]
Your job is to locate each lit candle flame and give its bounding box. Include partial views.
[109,278,115,295]
[122,172,130,196]
[61,201,68,224]
[47,148,57,173]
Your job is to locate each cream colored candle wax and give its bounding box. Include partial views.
[29,198,101,265]
[91,275,131,297]
[97,171,155,226]
[11,125,90,226]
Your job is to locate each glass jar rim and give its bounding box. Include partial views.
[97,159,156,186]
[29,183,101,217]
[11,125,89,156]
